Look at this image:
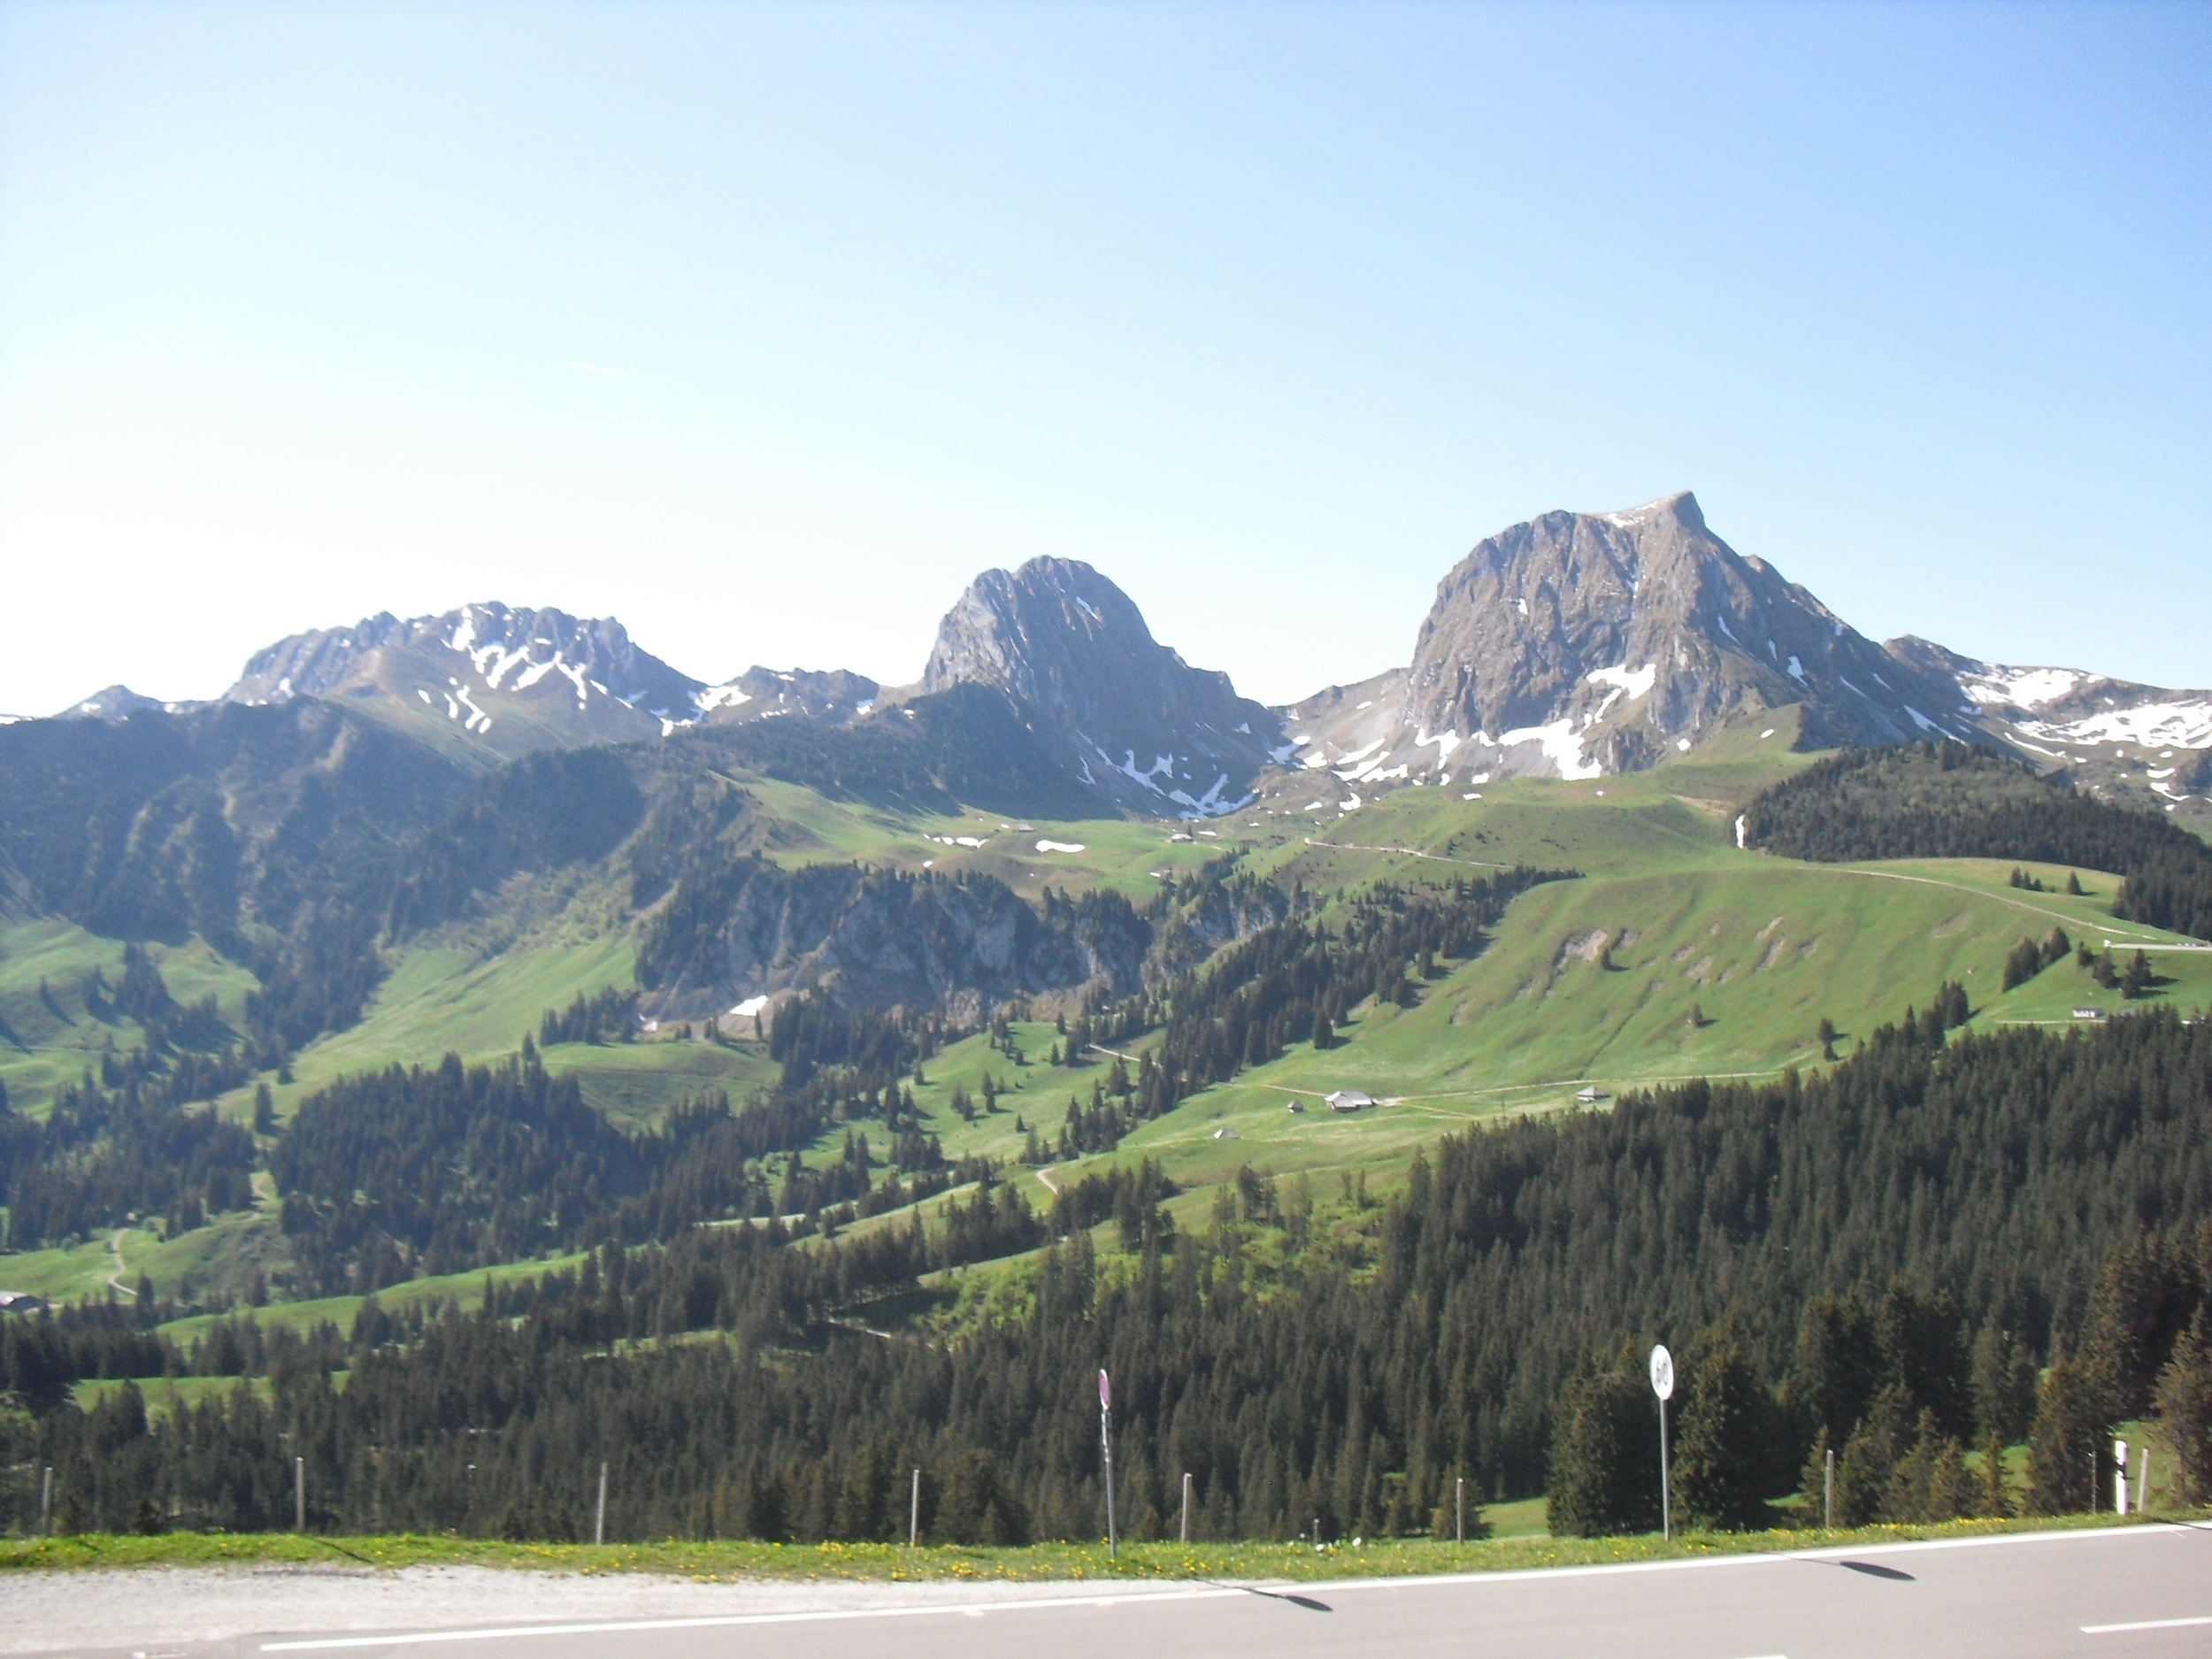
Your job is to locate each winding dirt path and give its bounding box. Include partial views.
[105,1228,136,1298]
[1302,835,1510,871]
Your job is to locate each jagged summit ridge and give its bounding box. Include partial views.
[1283,492,1976,792]
[921,557,1285,817]
[216,603,875,762]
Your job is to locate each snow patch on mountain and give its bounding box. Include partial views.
[2020,699,2212,751]
[1961,665,2087,710]
[1585,663,1656,700]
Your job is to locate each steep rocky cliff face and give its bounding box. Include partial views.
[920,557,1286,817]
[635,854,1151,1018]
[1282,493,1972,790]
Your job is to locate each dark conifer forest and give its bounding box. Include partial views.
[7,1006,2208,1542]
[1745,741,2212,939]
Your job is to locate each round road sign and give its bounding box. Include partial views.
[1649,1345,1675,1402]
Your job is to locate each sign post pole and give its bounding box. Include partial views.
[2115,1440,2130,1517]
[1099,1370,1118,1561]
[1650,1346,1675,1543]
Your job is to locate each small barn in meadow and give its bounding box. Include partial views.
[1326,1089,1375,1113]
[1576,1087,1611,1104]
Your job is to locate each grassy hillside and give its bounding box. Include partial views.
[11,718,2209,1318]
[0,918,260,1116]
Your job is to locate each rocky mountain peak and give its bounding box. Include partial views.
[220,603,706,761]
[920,557,1284,817]
[1280,493,1976,794]
[55,686,196,721]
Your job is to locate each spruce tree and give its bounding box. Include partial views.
[2123,949,2153,1000]
[1976,1434,2011,1518]
[1969,1319,2037,1447]
[1671,1341,1775,1530]
[2027,1348,2103,1515]
[2152,1308,2212,1507]
[1548,1369,1662,1537]
[1835,1384,1913,1525]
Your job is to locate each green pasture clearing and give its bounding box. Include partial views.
[0,1510,2177,1579]
[153,1248,594,1347]
[1,1207,291,1310]
[281,933,635,1094]
[549,1036,779,1130]
[0,1229,142,1304]
[737,773,1260,901]
[70,1374,276,1416]
[1480,1495,1549,1539]
[0,918,261,1115]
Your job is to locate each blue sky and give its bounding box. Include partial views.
[1,0,2205,711]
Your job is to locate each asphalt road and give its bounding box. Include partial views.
[30,1525,2212,1659]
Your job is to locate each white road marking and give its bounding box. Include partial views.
[257,1525,2194,1652]
[2084,1615,2212,1633]
[260,1589,1243,1651]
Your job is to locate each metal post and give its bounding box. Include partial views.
[1824,1447,1835,1530]
[1658,1397,1671,1542]
[1180,1471,1191,1545]
[910,1468,921,1547]
[39,1466,52,1536]
[1098,1369,1118,1560]
[1101,1429,1118,1558]
[294,1455,305,1532]
[595,1462,608,1546]
[2140,1448,2151,1515]
[1455,1477,1464,1545]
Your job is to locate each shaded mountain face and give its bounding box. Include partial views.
[920,557,1286,817]
[0,699,478,1040]
[1281,493,1975,792]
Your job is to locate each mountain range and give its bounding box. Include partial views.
[29,491,2212,828]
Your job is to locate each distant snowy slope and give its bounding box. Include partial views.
[220,604,879,764]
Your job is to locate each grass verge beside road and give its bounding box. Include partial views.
[0,1512,2191,1581]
